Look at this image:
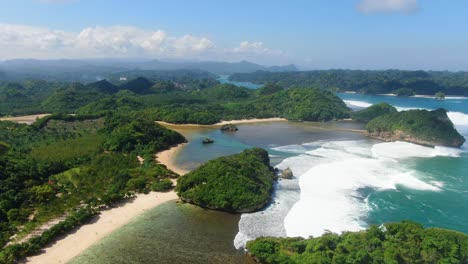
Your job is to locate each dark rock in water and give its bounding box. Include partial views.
[281,168,294,179]
[220,124,239,132]
[202,138,214,144]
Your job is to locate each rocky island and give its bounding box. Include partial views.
[365,108,465,147]
[175,148,275,213]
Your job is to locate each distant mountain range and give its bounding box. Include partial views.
[0,59,298,82]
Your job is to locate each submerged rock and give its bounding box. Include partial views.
[202,138,214,144]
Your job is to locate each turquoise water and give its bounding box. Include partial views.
[71,202,253,264]
[217,75,263,89]
[335,92,468,235]
[175,121,366,171]
[338,92,468,114]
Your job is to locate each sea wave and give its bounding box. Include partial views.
[283,140,446,238]
[343,100,372,108]
[234,140,451,248]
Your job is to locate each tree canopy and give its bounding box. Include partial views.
[247,221,468,264]
[176,148,275,213]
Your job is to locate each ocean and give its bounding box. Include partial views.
[72,91,468,262]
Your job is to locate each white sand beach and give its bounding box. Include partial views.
[25,191,178,264]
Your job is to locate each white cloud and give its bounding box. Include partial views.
[0,24,217,59]
[357,0,419,14]
[232,41,284,56]
[0,24,285,64]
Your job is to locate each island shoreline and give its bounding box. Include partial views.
[156,117,287,128]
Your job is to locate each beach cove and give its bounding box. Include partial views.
[20,99,468,263]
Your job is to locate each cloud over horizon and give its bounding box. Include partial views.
[0,23,286,64]
[357,0,419,14]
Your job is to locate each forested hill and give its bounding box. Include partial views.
[229,70,468,96]
[0,59,297,81]
[1,78,351,124]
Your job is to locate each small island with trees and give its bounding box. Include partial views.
[351,103,465,147]
[175,148,275,213]
[365,108,465,147]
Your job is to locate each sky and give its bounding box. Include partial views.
[0,0,467,70]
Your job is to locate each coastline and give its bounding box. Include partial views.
[156,117,287,128]
[156,143,189,175]
[0,114,50,125]
[343,91,467,99]
[21,117,317,263]
[23,130,192,263]
[25,192,178,264]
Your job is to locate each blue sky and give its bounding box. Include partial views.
[0,0,467,70]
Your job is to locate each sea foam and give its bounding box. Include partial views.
[284,141,445,238]
[234,140,453,248]
[235,99,468,248]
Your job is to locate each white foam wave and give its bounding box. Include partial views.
[271,144,309,154]
[372,142,462,159]
[235,140,447,248]
[448,112,468,127]
[284,141,443,238]
[343,100,372,108]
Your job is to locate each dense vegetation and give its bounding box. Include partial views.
[366,108,466,147]
[0,59,295,81]
[351,103,397,122]
[175,148,275,213]
[0,80,62,116]
[60,80,349,124]
[0,71,217,116]
[0,112,186,262]
[247,221,468,264]
[0,207,97,263]
[1,74,351,124]
[230,70,468,96]
[394,87,416,96]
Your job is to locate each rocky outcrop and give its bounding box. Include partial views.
[280,168,294,179]
[202,138,214,144]
[220,124,239,132]
[365,130,466,148]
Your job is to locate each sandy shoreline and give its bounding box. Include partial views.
[24,130,191,263]
[25,143,190,263]
[25,192,178,264]
[156,117,287,128]
[156,143,189,175]
[22,118,285,263]
[0,114,50,125]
